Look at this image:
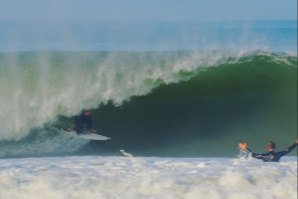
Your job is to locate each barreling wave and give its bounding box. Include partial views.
[0,50,297,157]
[0,50,255,140]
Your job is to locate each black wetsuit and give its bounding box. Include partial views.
[247,143,297,162]
[74,113,93,134]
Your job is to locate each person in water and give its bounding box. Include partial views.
[239,139,298,162]
[74,111,97,135]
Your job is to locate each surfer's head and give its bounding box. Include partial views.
[267,141,276,151]
[83,110,92,116]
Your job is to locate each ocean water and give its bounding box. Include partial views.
[0,156,297,199]
[0,21,297,52]
[0,20,297,198]
[0,50,296,158]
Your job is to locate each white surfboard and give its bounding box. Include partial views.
[62,128,111,141]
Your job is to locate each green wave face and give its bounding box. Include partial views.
[89,54,297,156]
[0,51,297,157]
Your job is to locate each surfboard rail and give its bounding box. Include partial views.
[61,128,111,141]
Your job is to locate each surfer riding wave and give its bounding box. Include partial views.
[74,111,97,135]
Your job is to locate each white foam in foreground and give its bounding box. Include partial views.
[0,156,297,199]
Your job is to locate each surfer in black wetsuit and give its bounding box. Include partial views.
[239,139,298,162]
[74,111,96,135]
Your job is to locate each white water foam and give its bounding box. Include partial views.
[0,156,297,199]
[0,127,89,158]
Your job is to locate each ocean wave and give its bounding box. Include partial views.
[0,50,296,157]
[0,50,265,140]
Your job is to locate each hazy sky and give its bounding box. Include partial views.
[0,0,297,21]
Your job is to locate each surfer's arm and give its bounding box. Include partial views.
[86,117,93,129]
[245,148,267,160]
[277,143,297,157]
[251,152,268,160]
[86,117,97,132]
